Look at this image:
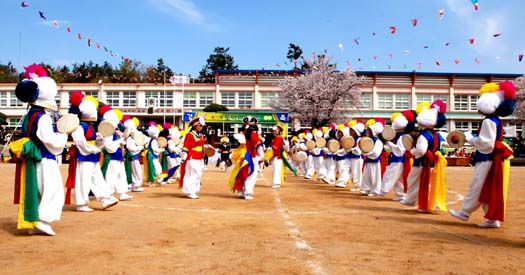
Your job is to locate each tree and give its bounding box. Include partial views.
[199,47,238,82]
[286,43,303,69]
[0,62,19,83]
[514,76,525,120]
[203,103,229,112]
[272,54,365,128]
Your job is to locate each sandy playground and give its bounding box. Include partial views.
[0,163,524,275]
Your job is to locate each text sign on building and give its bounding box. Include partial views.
[192,112,288,124]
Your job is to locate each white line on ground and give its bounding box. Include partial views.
[446,189,465,205]
[271,188,328,275]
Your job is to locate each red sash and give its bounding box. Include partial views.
[478,141,513,221]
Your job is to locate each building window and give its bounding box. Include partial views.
[394,94,409,110]
[160,92,173,107]
[183,93,196,108]
[221,92,236,108]
[0,92,7,107]
[83,91,98,99]
[238,92,253,108]
[359,93,371,109]
[471,121,479,132]
[106,91,120,106]
[469,95,479,111]
[454,95,468,111]
[145,91,172,107]
[377,94,393,110]
[455,121,470,131]
[434,94,448,106]
[198,92,214,107]
[260,92,276,108]
[10,92,23,107]
[122,91,136,107]
[379,94,408,110]
[416,94,431,105]
[8,117,22,127]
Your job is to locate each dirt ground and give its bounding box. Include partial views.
[0,162,524,275]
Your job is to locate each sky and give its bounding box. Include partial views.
[1,0,524,77]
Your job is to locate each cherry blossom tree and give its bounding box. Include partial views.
[272,54,365,128]
[514,76,525,120]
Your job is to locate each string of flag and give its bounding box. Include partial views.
[20,1,132,64]
[259,0,523,72]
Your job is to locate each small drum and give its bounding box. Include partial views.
[98,121,116,138]
[401,134,414,149]
[134,132,146,147]
[382,125,396,141]
[315,137,326,148]
[157,136,168,148]
[447,130,466,148]
[294,151,307,163]
[225,158,232,167]
[358,137,375,153]
[264,148,274,161]
[56,114,80,134]
[340,136,355,149]
[327,139,340,153]
[306,140,316,150]
[204,145,216,157]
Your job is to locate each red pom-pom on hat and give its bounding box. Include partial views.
[69,91,84,107]
[148,121,157,127]
[431,100,447,114]
[24,64,48,79]
[499,80,516,100]
[163,122,172,129]
[402,109,415,122]
[98,105,112,116]
[375,117,386,126]
[121,115,131,123]
[357,119,365,124]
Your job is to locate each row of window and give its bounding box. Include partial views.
[0,90,481,111]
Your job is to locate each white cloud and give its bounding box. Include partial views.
[146,0,218,30]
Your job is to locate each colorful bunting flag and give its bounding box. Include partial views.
[519,54,524,62]
[389,26,397,34]
[437,9,444,19]
[469,38,475,44]
[471,0,479,11]
[411,19,418,27]
[21,2,28,8]
[38,11,46,20]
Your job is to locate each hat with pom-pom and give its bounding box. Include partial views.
[147,122,160,138]
[102,107,120,128]
[78,96,99,121]
[366,118,384,136]
[416,100,447,128]
[348,119,365,136]
[169,126,181,138]
[189,116,206,127]
[477,81,516,117]
[122,115,137,130]
[15,64,58,110]
[391,112,408,130]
